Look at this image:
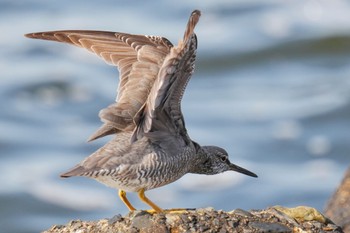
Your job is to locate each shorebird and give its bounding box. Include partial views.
[25,10,257,213]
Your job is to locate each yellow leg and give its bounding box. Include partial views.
[118,189,136,211]
[138,188,163,213]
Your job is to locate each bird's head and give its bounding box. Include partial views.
[198,146,258,177]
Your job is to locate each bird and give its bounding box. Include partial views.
[25,10,257,213]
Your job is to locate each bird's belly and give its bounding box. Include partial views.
[94,175,142,192]
[92,158,190,192]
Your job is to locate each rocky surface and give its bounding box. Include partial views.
[44,206,343,233]
[325,166,350,233]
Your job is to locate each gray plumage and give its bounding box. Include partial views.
[25,10,257,212]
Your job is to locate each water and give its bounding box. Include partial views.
[1,1,350,232]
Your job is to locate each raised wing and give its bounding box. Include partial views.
[25,30,173,141]
[132,10,200,143]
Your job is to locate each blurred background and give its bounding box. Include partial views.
[1,0,350,232]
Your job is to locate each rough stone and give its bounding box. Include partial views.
[43,207,343,233]
[325,166,350,233]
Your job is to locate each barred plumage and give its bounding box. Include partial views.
[25,10,257,213]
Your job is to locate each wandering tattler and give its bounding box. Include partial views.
[25,10,257,213]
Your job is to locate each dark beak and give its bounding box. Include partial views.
[229,163,258,178]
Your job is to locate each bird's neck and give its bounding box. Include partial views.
[187,143,211,174]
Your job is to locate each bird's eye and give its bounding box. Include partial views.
[220,156,228,162]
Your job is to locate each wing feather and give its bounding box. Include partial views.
[132,10,201,142]
[25,30,173,141]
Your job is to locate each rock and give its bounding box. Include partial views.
[325,166,350,233]
[273,206,327,223]
[44,206,343,233]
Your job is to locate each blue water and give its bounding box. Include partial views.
[1,1,350,232]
